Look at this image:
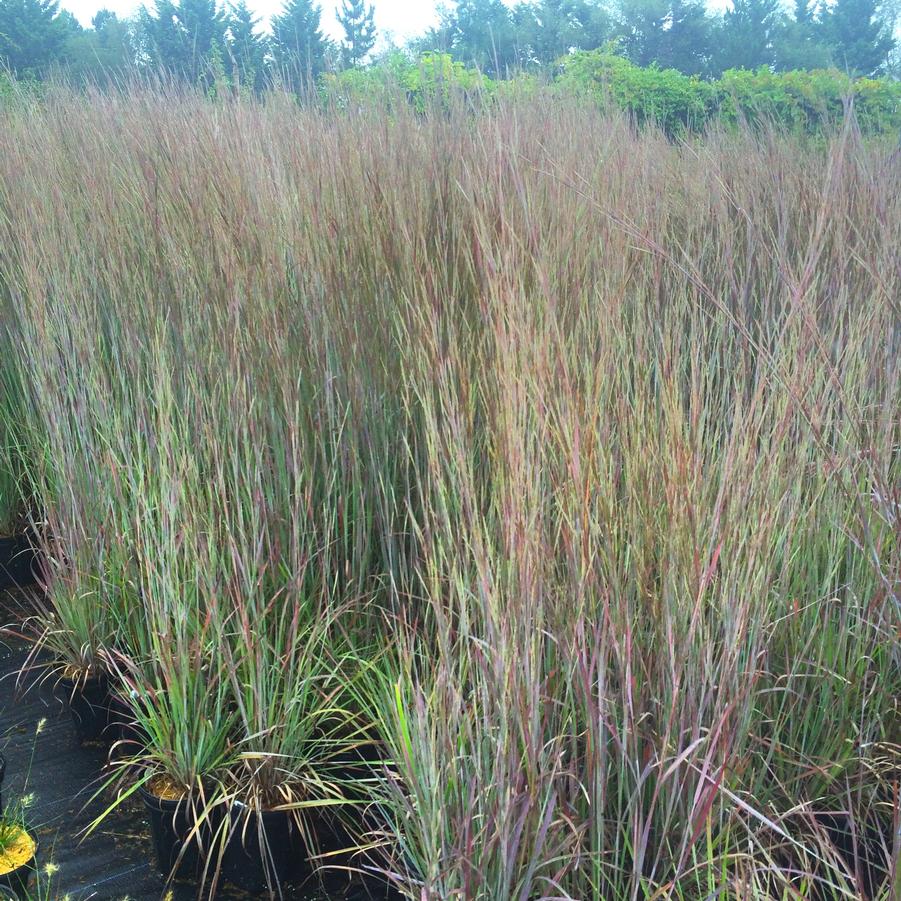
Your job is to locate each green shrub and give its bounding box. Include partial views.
[718,66,901,134]
[322,51,494,113]
[559,49,718,135]
[560,48,901,135]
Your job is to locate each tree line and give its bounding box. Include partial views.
[0,0,897,90]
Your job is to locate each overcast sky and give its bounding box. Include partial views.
[60,0,444,43]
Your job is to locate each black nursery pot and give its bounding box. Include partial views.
[57,676,114,744]
[811,812,889,900]
[0,534,37,590]
[140,784,205,880]
[221,803,308,892]
[313,738,386,854]
[108,691,148,754]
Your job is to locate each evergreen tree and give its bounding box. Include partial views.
[92,8,118,32]
[140,0,227,81]
[514,0,609,65]
[715,0,781,70]
[795,0,815,25]
[57,9,82,34]
[409,4,455,55]
[226,0,268,89]
[616,0,711,74]
[139,0,180,70]
[772,0,832,70]
[338,0,376,67]
[662,0,712,73]
[441,0,520,75]
[0,0,75,75]
[822,0,894,74]
[271,0,327,85]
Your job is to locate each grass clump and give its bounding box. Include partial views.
[0,85,897,899]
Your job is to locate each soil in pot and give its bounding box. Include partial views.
[56,675,115,744]
[140,776,207,881]
[0,828,36,896]
[0,534,37,590]
[221,803,310,893]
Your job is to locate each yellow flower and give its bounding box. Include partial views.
[43,861,59,877]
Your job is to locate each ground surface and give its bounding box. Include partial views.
[0,589,391,901]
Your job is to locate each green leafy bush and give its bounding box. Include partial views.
[322,51,494,113]
[560,49,901,135]
[718,66,901,133]
[559,49,718,135]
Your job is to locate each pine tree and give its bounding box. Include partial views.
[616,0,711,74]
[0,0,75,75]
[772,0,831,70]
[271,0,327,86]
[795,0,815,25]
[139,0,181,72]
[92,8,118,32]
[226,0,268,89]
[660,0,712,73]
[446,0,519,75]
[514,0,609,66]
[823,0,894,74]
[337,0,376,67]
[183,0,227,79]
[140,0,227,81]
[715,0,781,71]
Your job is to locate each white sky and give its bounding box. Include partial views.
[61,0,444,44]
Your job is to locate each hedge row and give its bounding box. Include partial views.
[323,50,901,137]
[559,51,901,135]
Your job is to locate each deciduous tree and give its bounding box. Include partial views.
[0,0,75,76]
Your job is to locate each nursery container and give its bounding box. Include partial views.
[313,738,387,853]
[0,829,36,896]
[221,802,308,892]
[812,812,888,899]
[0,534,36,590]
[108,690,147,753]
[140,782,205,879]
[57,675,114,744]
